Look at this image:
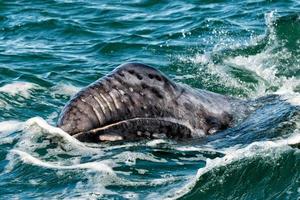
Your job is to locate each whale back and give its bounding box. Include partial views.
[57,63,236,142]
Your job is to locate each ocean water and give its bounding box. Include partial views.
[0,0,299,199]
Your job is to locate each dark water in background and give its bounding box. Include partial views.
[0,0,299,199]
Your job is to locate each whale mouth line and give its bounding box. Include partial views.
[73,117,193,143]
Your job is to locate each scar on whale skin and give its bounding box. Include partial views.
[57,63,247,143]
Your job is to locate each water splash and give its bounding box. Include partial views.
[167,131,300,199]
[0,82,40,98]
[0,120,24,135]
[10,149,115,174]
[51,83,81,97]
[177,11,300,103]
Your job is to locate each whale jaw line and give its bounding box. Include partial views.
[73,117,193,143]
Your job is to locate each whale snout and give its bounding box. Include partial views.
[57,97,99,135]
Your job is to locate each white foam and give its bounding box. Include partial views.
[123,192,139,200]
[25,117,84,144]
[225,53,300,103]
[222,11,300,100]
[146,139,168,147]
[177,10,299,102]
[265,10,277,42]
[0,120,24,135]
[11,149,114,174]
[51,83,81,97]
[0,120,24,145]
[225,53,277,82]
[178,53,249,95]
[166,132,300,200]
[274,77,300,106]
[24,117,98,152]
[113,151,167,166]
[173,74,195,80]
[276,132,300,148]
[178,53,210,65]
[0,82,40,98]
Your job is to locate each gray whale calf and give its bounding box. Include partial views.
[57,63,247,143]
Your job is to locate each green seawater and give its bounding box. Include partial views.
[0,0,299,199]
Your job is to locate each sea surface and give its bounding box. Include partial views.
[0,0,299,199]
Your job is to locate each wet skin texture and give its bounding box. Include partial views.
[57,63,244,143]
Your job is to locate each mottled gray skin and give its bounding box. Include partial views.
[57,63,244,143]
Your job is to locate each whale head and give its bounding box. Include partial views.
[57,63,236,143]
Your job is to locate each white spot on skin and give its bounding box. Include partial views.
[119,89,125,95]
[208,128,218,135]
[99,135,123,141]
[152,133,167,139]
[137,131,142,136]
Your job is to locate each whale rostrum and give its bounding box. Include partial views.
[57,63,246,143]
